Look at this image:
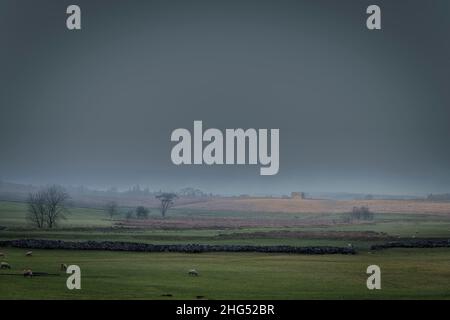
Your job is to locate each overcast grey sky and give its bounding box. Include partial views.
[0,0,449,195]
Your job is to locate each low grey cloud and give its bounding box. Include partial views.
[0,0,449,195]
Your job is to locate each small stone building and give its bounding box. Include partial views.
[291,192,305,199]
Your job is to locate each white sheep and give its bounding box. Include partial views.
[188,269,199,276]
[25,251,33,257]
[23,269,33,277]
[1,261,11,269]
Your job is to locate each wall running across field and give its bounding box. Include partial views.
[0,239,356,255]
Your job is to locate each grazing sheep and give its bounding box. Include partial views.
[25,251,33,257]
[23,269,33,278]
[188,269,199,276]
[1,262,11,269]
[60,263,68,271]
[0,252,5,257]
[347,243,353,248]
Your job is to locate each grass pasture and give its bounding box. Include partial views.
[0,248,450,299]
[0,200,450,299]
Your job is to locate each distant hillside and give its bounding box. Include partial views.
[0,181,38,201]
[427,193,450,201]
[0,180,212,209]
[306,192,423,201]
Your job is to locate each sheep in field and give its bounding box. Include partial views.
[0,252,5,257]
[25,251,33,257]
[23,269,33,278]
[1,262,11,269]
[188,269,199,276]
[60,263,68,271]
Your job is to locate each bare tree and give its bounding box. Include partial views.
[156,193,177,218]
[105,201,118,220]
[45,185,70,228]
[135,206,150,219]
[27,191,47,228]
[27,185,69,229]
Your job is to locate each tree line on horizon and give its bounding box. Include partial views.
[26,185,178,229]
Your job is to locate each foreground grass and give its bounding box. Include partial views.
[1,200,450,299]
[0,248,449,299]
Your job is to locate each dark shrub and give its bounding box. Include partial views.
[349,206,374,221]
[136,206,150,219]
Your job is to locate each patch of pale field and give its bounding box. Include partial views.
[176,198,450,215]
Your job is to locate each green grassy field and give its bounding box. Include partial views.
[1,200,450,299]
[1,248,450,299]
[1,201,450,247]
